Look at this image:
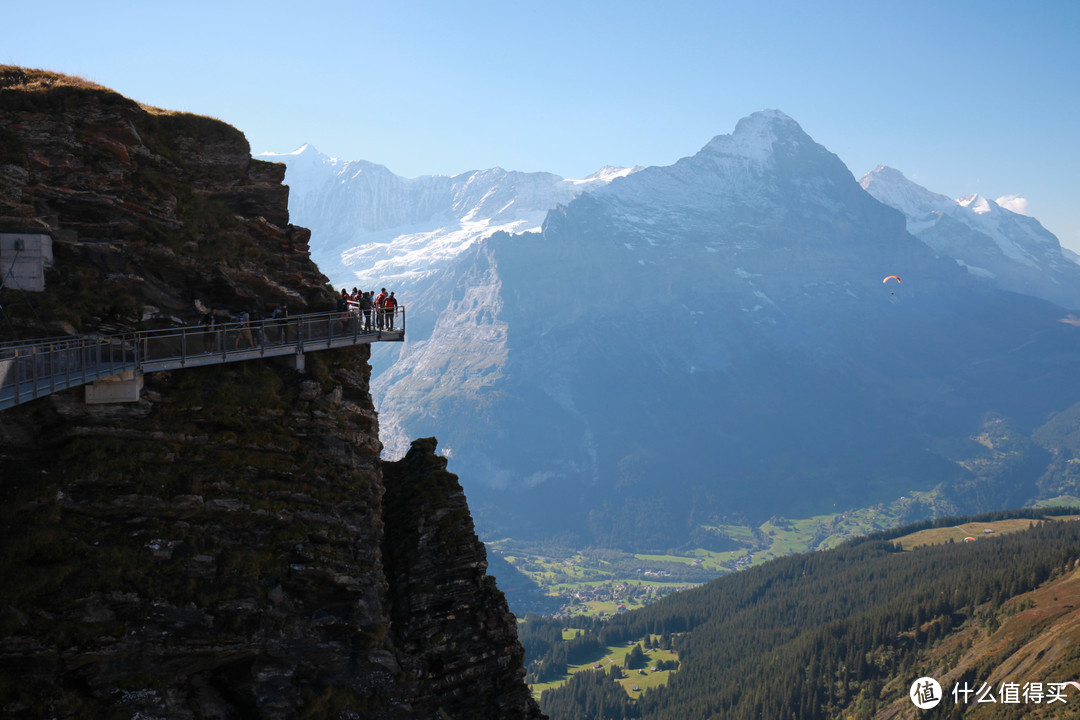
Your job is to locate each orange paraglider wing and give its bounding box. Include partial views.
[883,275,901,284]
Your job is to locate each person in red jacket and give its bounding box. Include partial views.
[383,291,398,329]
[374,288,388,329]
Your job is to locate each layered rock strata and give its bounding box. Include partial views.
[383,438,544,720]
[0,65,321,337]
[0,66,541,719]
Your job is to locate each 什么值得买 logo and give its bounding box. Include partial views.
[909,676,1080,708]
[909,677,942,709]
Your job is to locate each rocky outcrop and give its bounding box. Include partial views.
[0,67,542,719]
[0,350,399,718]
[0,65,322,337]
[383,438,544,720]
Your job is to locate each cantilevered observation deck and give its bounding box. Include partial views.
[0,307,404,410]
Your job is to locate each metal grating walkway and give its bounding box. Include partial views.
[0,307,404,410]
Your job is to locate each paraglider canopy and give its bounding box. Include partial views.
[882,275,901,284]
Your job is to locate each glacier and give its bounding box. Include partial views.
[259,145,638,293]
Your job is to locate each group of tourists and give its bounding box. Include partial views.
[198,287,399,356]
[337,287,398,331]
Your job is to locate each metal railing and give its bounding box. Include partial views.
[0,306,404,411]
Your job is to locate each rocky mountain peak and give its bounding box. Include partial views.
[957,192,993,213]
[702,108,803,161]
[586,108,865,232]
[859,165,955,220]
[365,108,1080,555]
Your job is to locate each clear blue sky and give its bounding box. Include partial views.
[5,0,1079,250]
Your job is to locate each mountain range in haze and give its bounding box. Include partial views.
[261,111,1080,551]
[860,164,1080,309]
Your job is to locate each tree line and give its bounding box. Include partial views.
[537,508,1080,719]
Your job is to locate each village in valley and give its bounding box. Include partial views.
[487,490,959,618]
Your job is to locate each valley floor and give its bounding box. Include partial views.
[491,491,1080,621]
[489,489,956,618]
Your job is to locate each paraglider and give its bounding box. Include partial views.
[882,275,901,284]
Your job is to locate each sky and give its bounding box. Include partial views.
[4,0,1079,251]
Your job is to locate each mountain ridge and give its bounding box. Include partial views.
[293,110,1080,554]
[265,110,1080,569]
[258,145,637,294]
[860,164,1080,309]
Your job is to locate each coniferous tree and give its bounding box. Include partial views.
[538,510,1080,720]
[625,643,647,670]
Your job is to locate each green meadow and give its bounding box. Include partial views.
[530,636,680,699]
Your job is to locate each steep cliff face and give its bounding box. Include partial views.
[0,65,322,337]
[0,67,541,719]
[383,439,544,720]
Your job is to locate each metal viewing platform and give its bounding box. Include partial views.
[0,306,404,410]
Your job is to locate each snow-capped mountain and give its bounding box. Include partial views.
[363,111,1080,546]
[860,165,1080,309]
[258,145,637,294]
[592,109,858,228]
[267,112,1080,550]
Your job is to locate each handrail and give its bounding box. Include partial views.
[0,305,404,411]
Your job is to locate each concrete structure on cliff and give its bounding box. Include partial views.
[0,232,52,292]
